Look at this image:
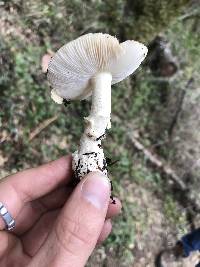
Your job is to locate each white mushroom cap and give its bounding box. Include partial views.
[47,33,148,102]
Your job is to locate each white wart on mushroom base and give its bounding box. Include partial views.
[47,33,148,182]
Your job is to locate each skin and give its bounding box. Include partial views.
[0,155,121,267]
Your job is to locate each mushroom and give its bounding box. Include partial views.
[47,33,148,180]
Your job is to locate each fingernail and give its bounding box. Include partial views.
[81,173,110,210]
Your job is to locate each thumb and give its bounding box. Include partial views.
[31,172,111,267]
[52,172,110,266]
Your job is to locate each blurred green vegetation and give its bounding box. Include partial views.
[0,0,199,265]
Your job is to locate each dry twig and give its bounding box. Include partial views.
[29,115,58,141]
[128,132,187,190]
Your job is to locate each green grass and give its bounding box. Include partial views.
[0,1,199,265]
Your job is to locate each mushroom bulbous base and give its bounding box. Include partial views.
[72,149,107,180]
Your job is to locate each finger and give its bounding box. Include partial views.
[22,216,112,258]
[3,155,72,201]
[0,231,30,265]
[0,156,72,230]
[97,219,112,244]
[0,231,18,257]
[15,186,72,235]
[15,187,120,235]
[106,197,122,219]
[28,172,111,267]
[22,210,60,257]
[39,186,73,209]
[21,195,116,257]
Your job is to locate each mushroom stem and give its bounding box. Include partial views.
[80,72,112,153]
[72,72,112,179]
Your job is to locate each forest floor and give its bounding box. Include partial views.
[0,1,200,266]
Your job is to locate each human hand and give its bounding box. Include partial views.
[0,156,121,267]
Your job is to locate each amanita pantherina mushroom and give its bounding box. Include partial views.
[47,33,148,180]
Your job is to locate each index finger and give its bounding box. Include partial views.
[0,155,72,230]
